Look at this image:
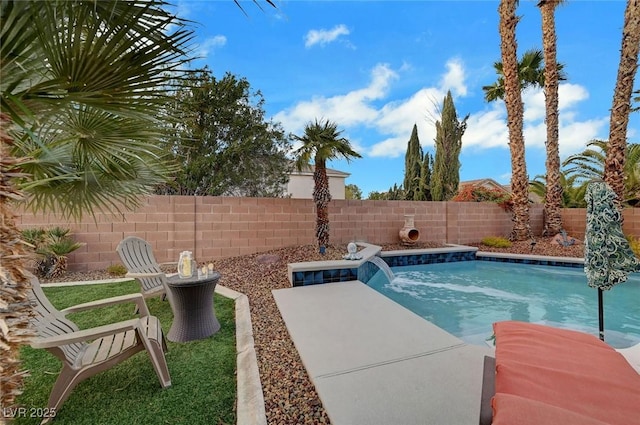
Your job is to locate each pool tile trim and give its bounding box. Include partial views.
[288,245,586,286]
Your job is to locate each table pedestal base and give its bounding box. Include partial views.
[166,273,221,343]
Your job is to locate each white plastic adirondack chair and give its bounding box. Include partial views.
[116,236,171,305]
[27,273,171,423]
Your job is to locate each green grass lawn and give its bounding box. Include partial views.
[15,281,236,425]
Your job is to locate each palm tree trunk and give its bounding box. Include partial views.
[313,160,332,249]
[540,0,563,236]
[0,112,34,409]
[499,0,531,241]
[604,0,640,204]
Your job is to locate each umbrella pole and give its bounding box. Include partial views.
[598,287,605,341]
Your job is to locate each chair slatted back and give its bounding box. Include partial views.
[27,274,85,363]
[116,236,165,293]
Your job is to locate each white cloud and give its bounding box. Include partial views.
[275,58,605,164]
[304,24,350,48]
[521,83,589,123]
[440,58,468,97]
[461,82,604,159]
[370,87,445,157]
[194,35,227,59]
[463,106,509,151]
[367,59,470,157]
[274,63,398,133]
[277,61,470,158]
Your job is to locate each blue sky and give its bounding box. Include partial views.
[172,0,639,197]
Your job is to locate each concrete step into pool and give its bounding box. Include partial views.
[273,280,494,425]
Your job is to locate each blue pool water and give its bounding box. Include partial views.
[367,261,640,348]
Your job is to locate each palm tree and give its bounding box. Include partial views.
[483,47,568,236]
[482,49,567,101]
[1,0,192,408]
[293,119,361,252]
[498,0,531,241]
[564,139,640,206]
[538,0,565,236]
[530,172,587,208]
[484,49,543,101]
[604,0,640,204]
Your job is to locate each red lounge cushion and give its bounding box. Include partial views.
[492,393,609,425]
[494,321,632,381]
[493,321,640,425]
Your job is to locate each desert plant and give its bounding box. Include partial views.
[626,235,640,258]
[482,236,513,248]
[20,227,46,249]
[21,227,83,278]
[106,264,128,277]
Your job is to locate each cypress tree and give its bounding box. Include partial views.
[403,124,423,200]
[418,152,432,201]
[431,91,469,201]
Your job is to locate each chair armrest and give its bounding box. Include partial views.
[30,319,141,349]
[125,272,165,279]
[61,293,150,317]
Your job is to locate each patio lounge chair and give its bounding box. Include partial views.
[27,273,171,423]
[480,321,640,425]
[116,236,171,305]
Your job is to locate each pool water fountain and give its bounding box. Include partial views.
[368,260,640,349]
[366,256,395,283]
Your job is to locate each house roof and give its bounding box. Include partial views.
[459,178,510,194]
[460,179,542,203]
[289,163,351,178]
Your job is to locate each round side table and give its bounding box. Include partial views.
[166,272,221,342]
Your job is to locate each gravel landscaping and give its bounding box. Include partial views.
[43,238,585,424]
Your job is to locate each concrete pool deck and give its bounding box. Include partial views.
[273,280,494,425]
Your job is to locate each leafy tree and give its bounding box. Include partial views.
[367,191,387,200]
[293,119,361,251]
[431,91,469,201]
[156,69,291,197]
[1,0,192,409]
[345,183,363,200]
[604,0,640,203]
[386,183,405,200]
[403,124,424,200]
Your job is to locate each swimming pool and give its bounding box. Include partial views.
[367,260,640,348]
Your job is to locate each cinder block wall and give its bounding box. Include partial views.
[561,209,587,239]
[14,195,583,272]
[561,208,640,241]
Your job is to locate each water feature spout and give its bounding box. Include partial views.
[366,256,395,283]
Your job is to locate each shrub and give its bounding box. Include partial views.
[106,264,128,277]
[452,185,513,212]
[482,236,512,248]
[626,235,640,258]
[21,227,84,278]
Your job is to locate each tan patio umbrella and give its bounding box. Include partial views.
[584,181,640,341]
